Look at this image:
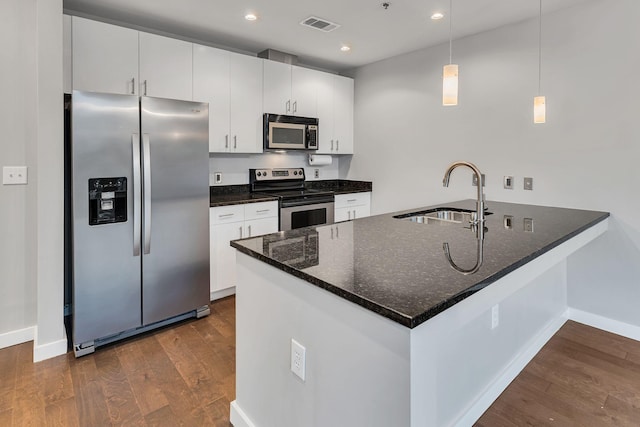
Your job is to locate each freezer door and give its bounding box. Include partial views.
[140,97,210,325]
[71,91,142,345]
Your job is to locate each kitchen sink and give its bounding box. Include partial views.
[393,207,493,225]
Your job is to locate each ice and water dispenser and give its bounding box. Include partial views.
[88,177,127,225]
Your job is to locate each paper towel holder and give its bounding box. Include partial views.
[308,154,332,166]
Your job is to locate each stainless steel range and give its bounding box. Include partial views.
[249,168,334,231]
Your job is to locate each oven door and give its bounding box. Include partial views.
[280,201,335,231]
[267,122,307,150]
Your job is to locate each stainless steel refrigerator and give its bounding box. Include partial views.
[70,91,210,357]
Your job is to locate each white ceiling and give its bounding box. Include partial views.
[63,0,590,72]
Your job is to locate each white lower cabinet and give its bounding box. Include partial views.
[210,201,278,300]
[334,192,371,222]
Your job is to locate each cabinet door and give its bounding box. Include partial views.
[291,66,319,118]
[211,221,244,293]
[244,217,279,238]
[72,16,139,95]
[193,45,231,152]
[263,60,292,114]
[334,206,351,222]
[315,72,335,154]
[230,54,264,153]
[333,75,354,154]
[139,32,192,100]
[63,15,72,94]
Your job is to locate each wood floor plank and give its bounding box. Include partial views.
[0,343,20,412]
[556,321,632,360]
[11,343,46,426]
[204,396,233,427]
[39,354,75,406]
[69,354,111,426]
[93,345,145,426]
[115,339,170,416]
[44,396,80,427]
[144,404,182,427]
[0,409,12,426]
[603,394,640,426]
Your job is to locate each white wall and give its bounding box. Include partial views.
[0,0,66,360]
[209,152,341,185]
[346,0,640,327]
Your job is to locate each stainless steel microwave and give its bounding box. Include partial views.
[264,113,318,151]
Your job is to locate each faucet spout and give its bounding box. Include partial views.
[442,161,485,225]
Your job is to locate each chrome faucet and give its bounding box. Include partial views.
[442,161,485,226]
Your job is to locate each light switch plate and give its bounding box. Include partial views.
[3,166,28,185]
[472,174,486,187]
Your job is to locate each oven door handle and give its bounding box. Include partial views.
[280,196,335,209]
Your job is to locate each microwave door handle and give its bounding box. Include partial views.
[142,134,152,254]
[132,134,141,256]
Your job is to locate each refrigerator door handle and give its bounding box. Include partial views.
[142,133,152,254]
[132,134,142,256]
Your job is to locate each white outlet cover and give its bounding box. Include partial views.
[2,166,28,185]
[291,338,306,381]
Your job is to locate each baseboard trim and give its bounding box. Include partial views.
[230,400,256,427]
[211,286,236,302]
[33,326,68,362]
[569,308,640,342]
[455,311,569,427]
[0,326,35,350]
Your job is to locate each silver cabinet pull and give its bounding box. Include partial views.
[347,199,357,202]
[293,101,297,113]
[336,226,339,238]
[130,78,135,95]
[225,134,229,149]
[239,226,243,238]
[248,225,252,237]
[256,209,270,214]
[131,134,141,256]
[143,80,148,96]
[353,210,357,219]
[142,134,152,254]
[331,227,334,239]
[218,213,235,218]
[234,135,237,149]
[336,140,339,151]
[286,100,291,113]
[331,140,334,151]
[348,210,351,220]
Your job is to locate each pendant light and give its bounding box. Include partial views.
[443,0,458,106]
[534,0,546,123]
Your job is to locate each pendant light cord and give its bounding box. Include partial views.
[449,0,453,64]
[538,0,542,95]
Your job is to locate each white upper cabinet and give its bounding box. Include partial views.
[316,74,354,154]
[193,46,263,153]
[72,16,139,95]
[139,32,192,100]
[263,60,320,117]
[229,54,264,153]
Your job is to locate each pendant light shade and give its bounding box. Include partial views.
[442,0,458,106]
[534,95,546,123]
[534,0,545,123]
[443,64,458,106]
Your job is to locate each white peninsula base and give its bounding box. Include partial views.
[231,219,608,427]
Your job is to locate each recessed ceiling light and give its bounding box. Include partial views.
[245,13,258,21]
[431,12,445,20]
[340,45,351,52]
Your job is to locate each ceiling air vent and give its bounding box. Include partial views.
[300,16,341,33]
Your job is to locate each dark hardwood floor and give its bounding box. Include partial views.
[0,296,235,427]
[2,298,640,426]
[476,320,640,426]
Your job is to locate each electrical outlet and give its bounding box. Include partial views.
[524,218,534,232]
[503,215,514,229]
[214,172,223,184]
[503,176,514,190]
[2,166,28,185]
[472,174,486,187]
[524,177,533,190]
[291,339,306,381]
[314,168,320,179]
[491,304,499,329]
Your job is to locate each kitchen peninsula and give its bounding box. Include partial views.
[229,200,609,427]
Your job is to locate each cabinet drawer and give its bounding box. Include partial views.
[210,204,245,225]
[335,192,371,209]
[245,201,278,221]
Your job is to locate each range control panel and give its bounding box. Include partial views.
[251,168,305,181]
[88,177,127,225]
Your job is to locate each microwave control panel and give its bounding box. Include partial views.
[307,125,318,149]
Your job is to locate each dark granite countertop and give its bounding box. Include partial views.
[231,200,609,328]
[210,180,372,207]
